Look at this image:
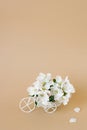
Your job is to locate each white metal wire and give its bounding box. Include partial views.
[19,97,61,114]
[19,97,35,113]
[44,103,57,114]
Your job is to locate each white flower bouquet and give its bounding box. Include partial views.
[19,73,75,114]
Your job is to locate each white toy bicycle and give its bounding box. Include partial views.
[19,73,75,114]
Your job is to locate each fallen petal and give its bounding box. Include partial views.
[74,107,80,113]
[69,118,77,123]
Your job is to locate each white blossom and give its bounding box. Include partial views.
[27,87,37,96]
[56,76,62,84]
[36,91,49,107]
[27,73,75,109]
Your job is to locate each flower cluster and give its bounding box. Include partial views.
[27,73,75,109]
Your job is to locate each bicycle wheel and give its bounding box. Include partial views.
[44,103,57,114]
[19,97,35,113]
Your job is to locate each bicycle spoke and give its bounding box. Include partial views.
[27,105,31,110]
[45,107,49,111]
[21,105,27,109]
[28,101,34,105]
[24,100,27,105]
[52,107,55,110]
[27,98,30,103]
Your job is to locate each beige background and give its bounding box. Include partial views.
[0,0,87,130]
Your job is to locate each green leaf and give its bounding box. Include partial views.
[35,101,37,106]
[43,82,46,86]
[63,92,67,96]
[49,95,55,102]
[50,85,54,87]
[53,79,56,83]
[42,87,46,90]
